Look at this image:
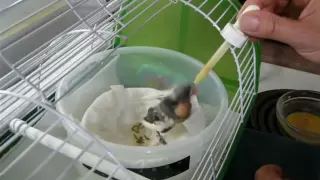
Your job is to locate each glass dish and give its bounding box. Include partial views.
[276,90,320,145]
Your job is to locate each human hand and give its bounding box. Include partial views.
[238,0,320,63]
[255,164,285,180]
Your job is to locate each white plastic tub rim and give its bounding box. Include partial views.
[55,46,228,170]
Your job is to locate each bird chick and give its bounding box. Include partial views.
[160,84,197,123]
[142,84,197,134]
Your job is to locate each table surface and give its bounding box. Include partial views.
[259,40,320,93]
[260,40,320,76]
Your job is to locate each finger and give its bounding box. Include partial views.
[299,0,319,22]
[274,0,291,13]
[248,37,261,42]
[239,10,310,46]
[255,164,283,180]
[238,0,263,19]
[239,0,289,16]
[292,0,311,9]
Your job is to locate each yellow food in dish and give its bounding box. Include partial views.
[287,112,320,133]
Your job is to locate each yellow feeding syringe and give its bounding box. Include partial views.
[194,5,260,85]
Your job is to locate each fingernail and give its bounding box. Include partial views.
[240,14,260,32]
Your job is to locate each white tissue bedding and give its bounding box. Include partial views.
[80,85,208,147]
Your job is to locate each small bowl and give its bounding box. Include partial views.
[276,90,320,145]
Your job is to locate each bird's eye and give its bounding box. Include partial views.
[170,101,178,108]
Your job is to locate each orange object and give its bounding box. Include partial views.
[287,112,320,133]
[174,102,192,120]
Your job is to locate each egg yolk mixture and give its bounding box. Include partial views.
[287,112,320,133]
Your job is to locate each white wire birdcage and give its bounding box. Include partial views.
[0,0,260,180]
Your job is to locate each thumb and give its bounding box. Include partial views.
[239,10,305,46]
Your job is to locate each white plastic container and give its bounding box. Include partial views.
[56,46,228,180]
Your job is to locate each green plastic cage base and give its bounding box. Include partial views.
[115,0,262,179]
[217,42,261,180]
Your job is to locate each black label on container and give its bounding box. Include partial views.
[82,156,190,180]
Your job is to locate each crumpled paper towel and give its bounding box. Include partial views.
[80,85,207,146]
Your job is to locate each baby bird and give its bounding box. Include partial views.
[142,84,197,134]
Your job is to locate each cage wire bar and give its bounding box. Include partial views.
[0,0,259,180]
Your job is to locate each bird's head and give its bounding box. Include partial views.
[142,83,197,133]
[159,83,197,123]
